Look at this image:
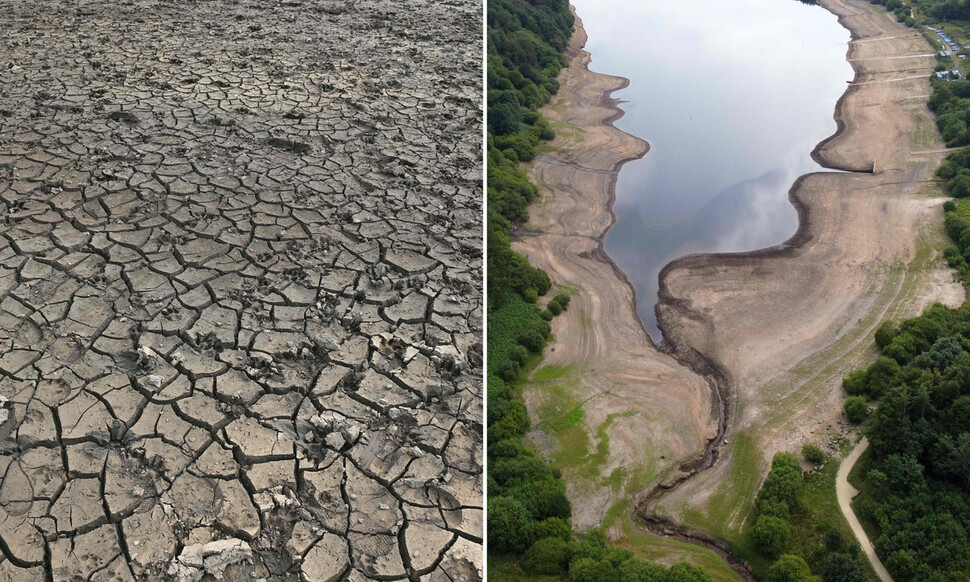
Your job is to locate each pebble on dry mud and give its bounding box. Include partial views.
[0,0,483,580]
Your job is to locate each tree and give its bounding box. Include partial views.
[842,370,869,396]
[823,553,866,582]
[935,432,970,489]
[751,515,792,558]
[521,537,569,575]
[875,321,896,348]
[568,558,617,582]
[536,516,571,541]
[844,396,868,424]
[767,554,815,582]
[618,558,667,582]
[664,562,713,582]
[487,496,535,553]
[490,104,519,135]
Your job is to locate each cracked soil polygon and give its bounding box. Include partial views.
[0,0,483,579]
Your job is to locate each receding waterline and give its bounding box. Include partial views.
[573,0,853,341]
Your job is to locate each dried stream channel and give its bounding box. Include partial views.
[573,0,853,340]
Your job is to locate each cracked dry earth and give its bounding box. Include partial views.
[0,0,483,581]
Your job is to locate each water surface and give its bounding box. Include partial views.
[571,0,853,341]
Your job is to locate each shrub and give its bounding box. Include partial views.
[548,299,563,316]
[944,200,958,212]
[823,553,866,582]
[874,320,896,349]
[519,328,546,352]
[665,562,713,582]
[524,288,539,303]
[751,515,792,558]
[511,345,530,365]
[617,558,666,582]
[487,496,535,553]
[554,292,571,309]
[536,517,571,541]
[498,359,520,382]
[767,554,814,582]
[521,536,569,575]
[802,443,826,465]
[844,396,868,424]
[568,558,617,582]
[842,370,869,396]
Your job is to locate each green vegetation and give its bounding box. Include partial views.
[486,1,718,579]
[839,304,970,581]
[741,453,871,581]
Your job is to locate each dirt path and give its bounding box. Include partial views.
[516,0,963,560]
[837,439,894,582]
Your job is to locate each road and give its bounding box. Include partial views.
[836,438,895,582]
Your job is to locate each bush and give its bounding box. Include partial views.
[665,562,713,582]
[767,554,814,582]
[519,328,546,352]
[944,200,957,212]
[617,558,666,582]
[487,496,536,553]
[554,292,571,309]
[874,320,896,349]
[842,370,869,396]
[823,553,866,582]
[568,558,617,582]
[548,299,563,316]
[536,517,571,541]
[844,396,868,424]
[802,443,826,465]
[511,345,530,365]
[521,536,569,575]
[751,515,792,558]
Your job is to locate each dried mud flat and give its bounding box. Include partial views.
[0,1,482,581]
[518,0,963,557]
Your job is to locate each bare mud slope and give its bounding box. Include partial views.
[653,0,963,532]
[0,1,483,580]
[517,0,964,543]
[513,17,715,530]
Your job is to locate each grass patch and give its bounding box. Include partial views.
[531,364,575,383]
[487,554,561,582]
[911,113,937,151]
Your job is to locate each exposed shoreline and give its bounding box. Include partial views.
[518,0,963,578]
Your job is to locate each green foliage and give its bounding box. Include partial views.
[522,536,570,575]
[841,370,869,396]
[843,396,868,424]
[874,320,896,349]
[536,517,573,542]
[617,559,667,582]
[752,515,792,559]
[822,553,866,582]
[803,444,827,465]
[766,554,816,582]
[488,496,537,553]
[842,303,970,579]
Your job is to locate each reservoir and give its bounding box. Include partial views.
[572,0,853,341]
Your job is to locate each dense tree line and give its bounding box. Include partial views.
[841,304,970,580]
[869,0,915,26]
[747,453,869,582]
[486,2,714,579]
[928,80,970,147]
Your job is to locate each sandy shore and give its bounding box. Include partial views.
[516,0,964,549]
